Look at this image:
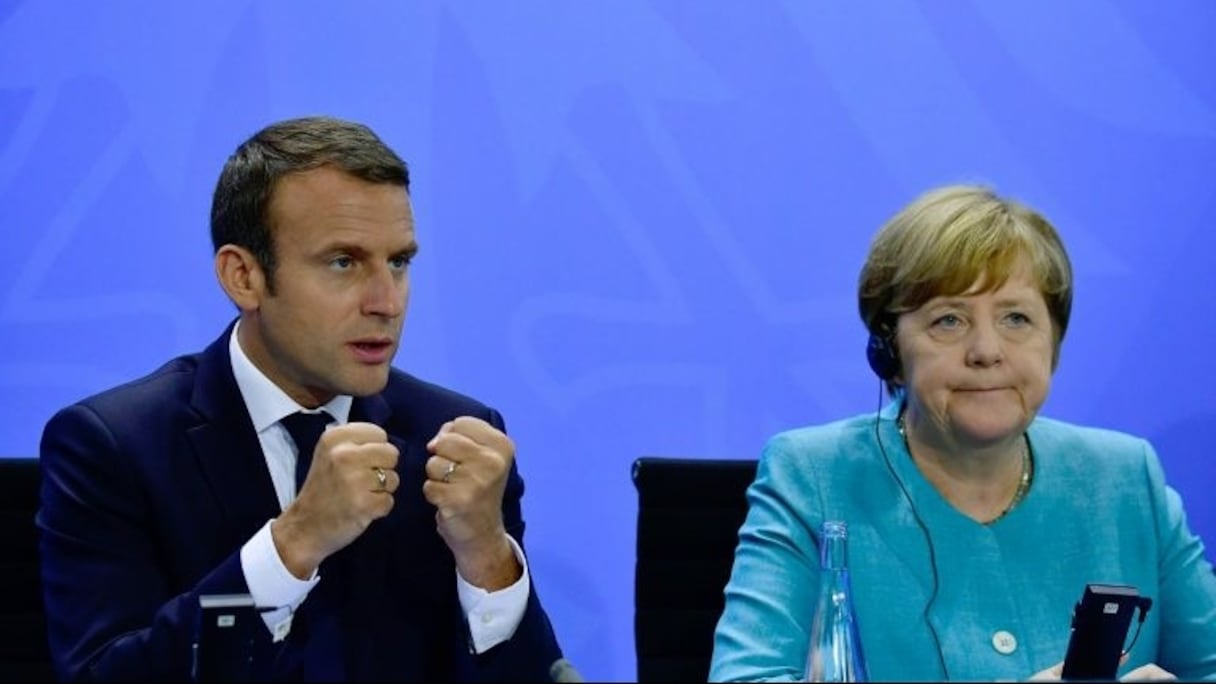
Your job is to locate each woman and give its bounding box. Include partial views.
[709,185,1216,681]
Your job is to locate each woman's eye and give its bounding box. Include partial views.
[933,314,961,329]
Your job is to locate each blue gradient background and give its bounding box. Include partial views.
[1,2,1213,680]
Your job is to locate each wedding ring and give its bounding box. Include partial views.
[441,461,459,483]
[374,467,388,491]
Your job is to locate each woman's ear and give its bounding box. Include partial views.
[214,245,266,311]
[866,319,901,382]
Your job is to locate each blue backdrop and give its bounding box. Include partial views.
[2,2,1213,680]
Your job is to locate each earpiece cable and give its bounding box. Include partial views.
[1121,597,1153,657]
[873,380,948,678]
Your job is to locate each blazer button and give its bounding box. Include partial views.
[991,630,1017,655]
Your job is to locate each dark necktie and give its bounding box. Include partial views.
[279,411,347,680]
[280,411,332,494]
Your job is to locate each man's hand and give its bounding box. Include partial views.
[272,422,400,578]
[422,416,520,590]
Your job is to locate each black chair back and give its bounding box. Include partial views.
[0,457,53,681]
[632,456,757,683]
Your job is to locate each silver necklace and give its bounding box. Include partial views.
[898,414,1033,524]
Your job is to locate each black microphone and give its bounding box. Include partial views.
[549,657,584,682]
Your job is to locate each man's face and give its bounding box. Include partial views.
[239,165,416,407]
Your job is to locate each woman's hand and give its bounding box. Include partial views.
[1028,659,1175,681]
[1119,663,1176,681]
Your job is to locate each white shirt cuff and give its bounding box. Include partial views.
[240,519,320,641]
[456,534,531,654]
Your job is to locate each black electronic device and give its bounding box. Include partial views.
[1061,583,1151,681]
[866,331,899,381]
[192,593,258,682]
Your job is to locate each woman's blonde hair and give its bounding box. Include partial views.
[858,184,1073,376]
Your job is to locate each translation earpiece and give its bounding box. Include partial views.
[865,332,899,381]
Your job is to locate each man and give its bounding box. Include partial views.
[37,116,565,681]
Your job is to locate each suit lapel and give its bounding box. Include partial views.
[187,324,281,538]
[352,390,431,518]
[351,390,391,430]
[344,388,434,680]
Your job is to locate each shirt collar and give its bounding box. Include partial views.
[228,320,352,433]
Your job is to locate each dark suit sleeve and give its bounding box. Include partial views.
[38,403,249,681]
[453,407,564,682]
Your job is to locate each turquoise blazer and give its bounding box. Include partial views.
[710,401,1216,681]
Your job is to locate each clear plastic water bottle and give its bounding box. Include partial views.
[805,520,868,682]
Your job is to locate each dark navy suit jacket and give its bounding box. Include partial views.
[37,325,563,681]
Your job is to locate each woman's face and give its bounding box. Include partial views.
[896,259,1055,449]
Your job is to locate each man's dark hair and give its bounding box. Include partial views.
[210,116,410,291]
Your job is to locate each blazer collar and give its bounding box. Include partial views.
[185,321,403,538]
[187,320,281,535]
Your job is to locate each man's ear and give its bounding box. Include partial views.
[215,245,266,311]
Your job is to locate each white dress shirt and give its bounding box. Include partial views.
[229,323,529,651]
